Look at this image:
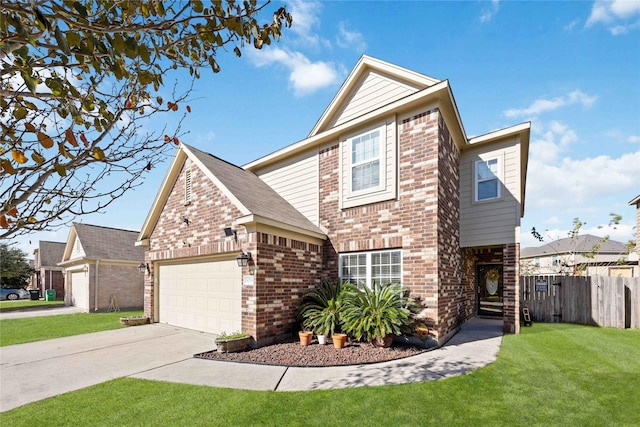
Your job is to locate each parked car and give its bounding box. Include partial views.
[0,288,29,301]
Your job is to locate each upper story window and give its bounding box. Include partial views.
[350,128,382,193]
[184,168,192,204]
[552,255,559,266]
[475,157,501,201]
[339,249,402,287]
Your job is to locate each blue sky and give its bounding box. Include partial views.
[11,0,640,256]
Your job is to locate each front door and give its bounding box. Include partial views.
[477,264,503,317]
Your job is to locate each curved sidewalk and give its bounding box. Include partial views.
[1,317,502,412]
[133,317,504,391]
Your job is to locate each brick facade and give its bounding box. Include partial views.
[318,108,468,341]
[36,269,64,300]
[145,159,323,346]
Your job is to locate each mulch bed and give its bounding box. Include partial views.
[194,339,429,367]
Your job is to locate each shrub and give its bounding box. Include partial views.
[297,279,345,337]
[340,282,416,344]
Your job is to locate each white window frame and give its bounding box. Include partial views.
[348,125,385,195]
[474,157,501,202]
[339,249,403,288]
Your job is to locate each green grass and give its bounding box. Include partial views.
[0,299,65,312]
[0,310,143,346]
[1,323,638,426]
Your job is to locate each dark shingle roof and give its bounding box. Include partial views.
[38,241,66,267]
[185,144,324,236]
[73,223,145,261]
[521,234,629,258]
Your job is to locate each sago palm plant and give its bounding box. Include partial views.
[340,282,415,345]
[297,279,345,337]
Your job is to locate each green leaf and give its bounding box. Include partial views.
[13,107,27,120]
[54,162,67,176]
[55,27,71,55]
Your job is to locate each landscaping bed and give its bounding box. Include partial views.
[195,339,428,367]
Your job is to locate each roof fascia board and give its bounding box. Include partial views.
[61,225,78,262]
[308,55,440,138]
[236,214,327,241]
[629,195,640,205]
[245,80,463,171]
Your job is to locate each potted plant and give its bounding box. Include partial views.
[119,315,150,326]
[340,282,416,348]
[215,332,251,353]
[297,279,346,347]
[298,330,313,346]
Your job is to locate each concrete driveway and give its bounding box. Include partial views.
[0,324,219,412]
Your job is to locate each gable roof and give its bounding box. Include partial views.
[137,144,325,245]
[62,223,144,263]
[36,241,65,268]
[629,195,640,206]
[521,234,629,258]
[309,55,441,137]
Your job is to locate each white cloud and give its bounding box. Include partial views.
[479,0,500,23]
[628,135,640,144]
[287,0,324,47]
[336,22,367,52]
[585,0,640,34]
[564,18,581,31]
[249,48,341,96]
[527,149,640,209]
[504,90,597,118]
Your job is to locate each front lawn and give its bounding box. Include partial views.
[1,323,638,425]
[0,299,65,312]
[0,310,143,346]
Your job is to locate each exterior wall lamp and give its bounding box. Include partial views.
[224,227,237,241]
[236,252,252,267]
[138,262,150,274]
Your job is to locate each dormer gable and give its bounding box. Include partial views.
[309,55,440,137]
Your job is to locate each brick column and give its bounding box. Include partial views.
[502,243,520,334]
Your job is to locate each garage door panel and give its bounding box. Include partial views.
[158,259,242,334]
[70,271,89,312]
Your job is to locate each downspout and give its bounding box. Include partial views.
[94,260,99,311]
[48,270,52,290]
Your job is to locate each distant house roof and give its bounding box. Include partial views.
[137,143,326,245]
[36,241,65,268]
[629,195,640,206]
[62,223,144,264]
[521,234,629,258]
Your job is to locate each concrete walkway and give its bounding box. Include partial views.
[1,317,503,412]
[0,305,83,320]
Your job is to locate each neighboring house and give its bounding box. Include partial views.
[32,241,66,299]
[137,56,530,346]
[521,234,638,277]
[60,223,145,312]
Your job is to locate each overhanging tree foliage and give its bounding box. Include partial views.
[0,0,292,238]
[0,243,33,288]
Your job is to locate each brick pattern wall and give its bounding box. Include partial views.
[319,108,464,341]
[145,161,244,319]
[93,264,144,311]
[145,159,323,346]
[435,115,465,335]
[246,233,323,346]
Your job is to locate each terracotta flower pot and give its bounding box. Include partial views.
[332,333,347,349]
[299,331,313,346]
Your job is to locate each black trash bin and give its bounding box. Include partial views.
[29,289,40,300]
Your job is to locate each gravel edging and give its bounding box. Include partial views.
[194,339,430,367]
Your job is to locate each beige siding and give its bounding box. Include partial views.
[254,150,319,226]
[460,137,522,247]
[340,118,397,209]
[332,72,417,129]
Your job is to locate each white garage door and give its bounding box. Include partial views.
[70,271,89,312]
[158,259,242,334]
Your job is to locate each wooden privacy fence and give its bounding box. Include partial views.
[520,275,640,329]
